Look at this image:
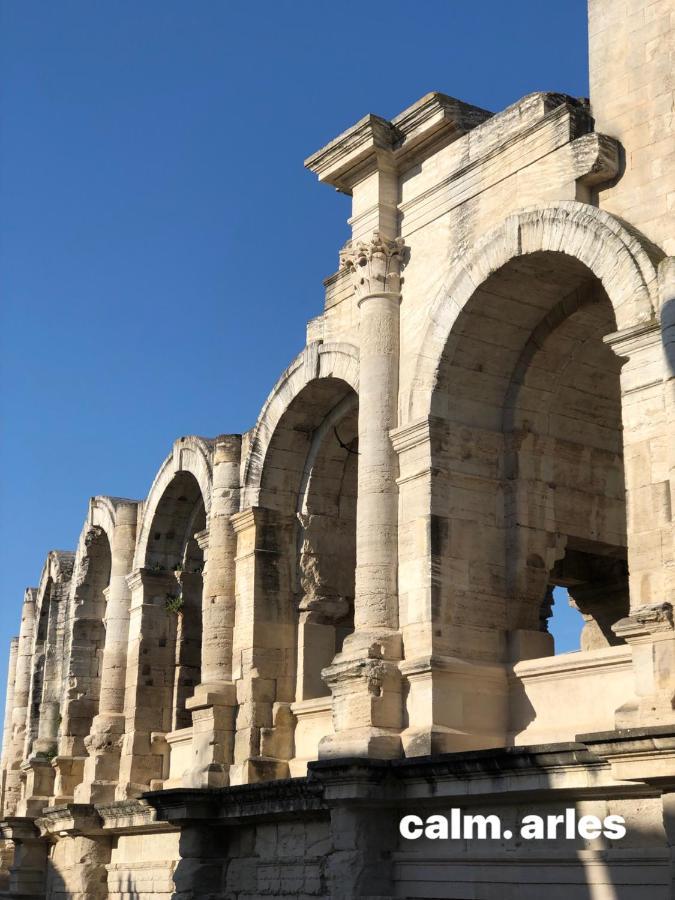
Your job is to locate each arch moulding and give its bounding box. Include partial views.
[133,435,214,570]
[406,201,662,422]
[241,341,360,509]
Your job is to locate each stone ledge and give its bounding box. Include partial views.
[144,734,669,827]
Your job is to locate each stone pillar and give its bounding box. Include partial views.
[0,638,18,813]
[116,568,178,799]
[613,603,675,728]
[19,562,73,815]
[345,232,403,639]
[200,434,241,688]
[606,315,673,611]
[36,806,111,900]
[320,232,405,759]
[606,299,675,728]
[75,501,138,804]
[183,436,241,788]
[3,591,37,817]
[0,817,47,899]
[230,507,297,784]
[53,525,113,805]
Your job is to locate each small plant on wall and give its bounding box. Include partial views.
[165,591,184,615]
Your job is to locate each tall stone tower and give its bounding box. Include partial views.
[589,0,675,254]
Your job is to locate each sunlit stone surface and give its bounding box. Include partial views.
[1,0,674,895]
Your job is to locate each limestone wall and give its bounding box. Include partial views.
[0,0,674,896]
[589,0,675,256]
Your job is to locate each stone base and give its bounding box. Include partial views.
[182,684,237,788]
[321,630,404,760]
[319,726,401,759]
[144,737,675,898]
[0,818,47,899]
[73,779,117,804]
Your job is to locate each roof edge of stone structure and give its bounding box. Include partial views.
[304,90,591,193]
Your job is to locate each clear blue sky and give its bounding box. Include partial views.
[0,0,589,706]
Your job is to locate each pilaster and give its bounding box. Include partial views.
[116,567,178,799]
[606,317,672,609]
[230,506,296,784]
[183,435,241,789]
[0,817,47,899]
[613,602,675,728]
[3,590,37,817]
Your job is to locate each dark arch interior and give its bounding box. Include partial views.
[145,470,205,730]
[258,377,358,705]
[432,251,627,661]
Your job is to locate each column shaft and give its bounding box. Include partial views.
[0,638,18,813]
[354,290,400,633]
[3,592,36,816]
[319,232,405,759]
[98,504,137,720]
[200,434,241,686]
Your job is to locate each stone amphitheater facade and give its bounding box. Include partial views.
[1,0,674,897]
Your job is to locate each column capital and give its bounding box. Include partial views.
[339,231,406,303]
[613,602,675,643]
[194,528,209,552]
[603,319,662,358]
[125,567,176,593]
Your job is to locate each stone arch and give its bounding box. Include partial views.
[54,510,115,786]
[241,342,359,509]
[133,436,214,571]
[87,496,120,547]
[132,437,213,734]
[24,551,75,764]
[407,201,661,422]
[34,550,75,627]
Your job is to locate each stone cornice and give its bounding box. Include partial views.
[0,815,41,842]
[126,568,176,592]
[94,797,173,834]
[576,725,675,786]
[572,132,621,186]
[304,114,398,193]
[141,738,662,827]
[604,319,663,357]
[144,779,324,825]
[230,507,259,534]
[194,528,209,552]
[397,102,602,238]
[390,418,433,454]
[612,603,675,643]
[305,93,492,193]
[305,92,596,198]
[35,802,104,837]
[390,92,492,166]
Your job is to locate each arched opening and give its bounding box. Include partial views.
[144,471,205,731]
[431,250,628,663]
[61,526,112,757]
[33,577,62,757]
[258,377,359,705]
[27,581,51,756]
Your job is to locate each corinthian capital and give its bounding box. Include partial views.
[339,231,405,300]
